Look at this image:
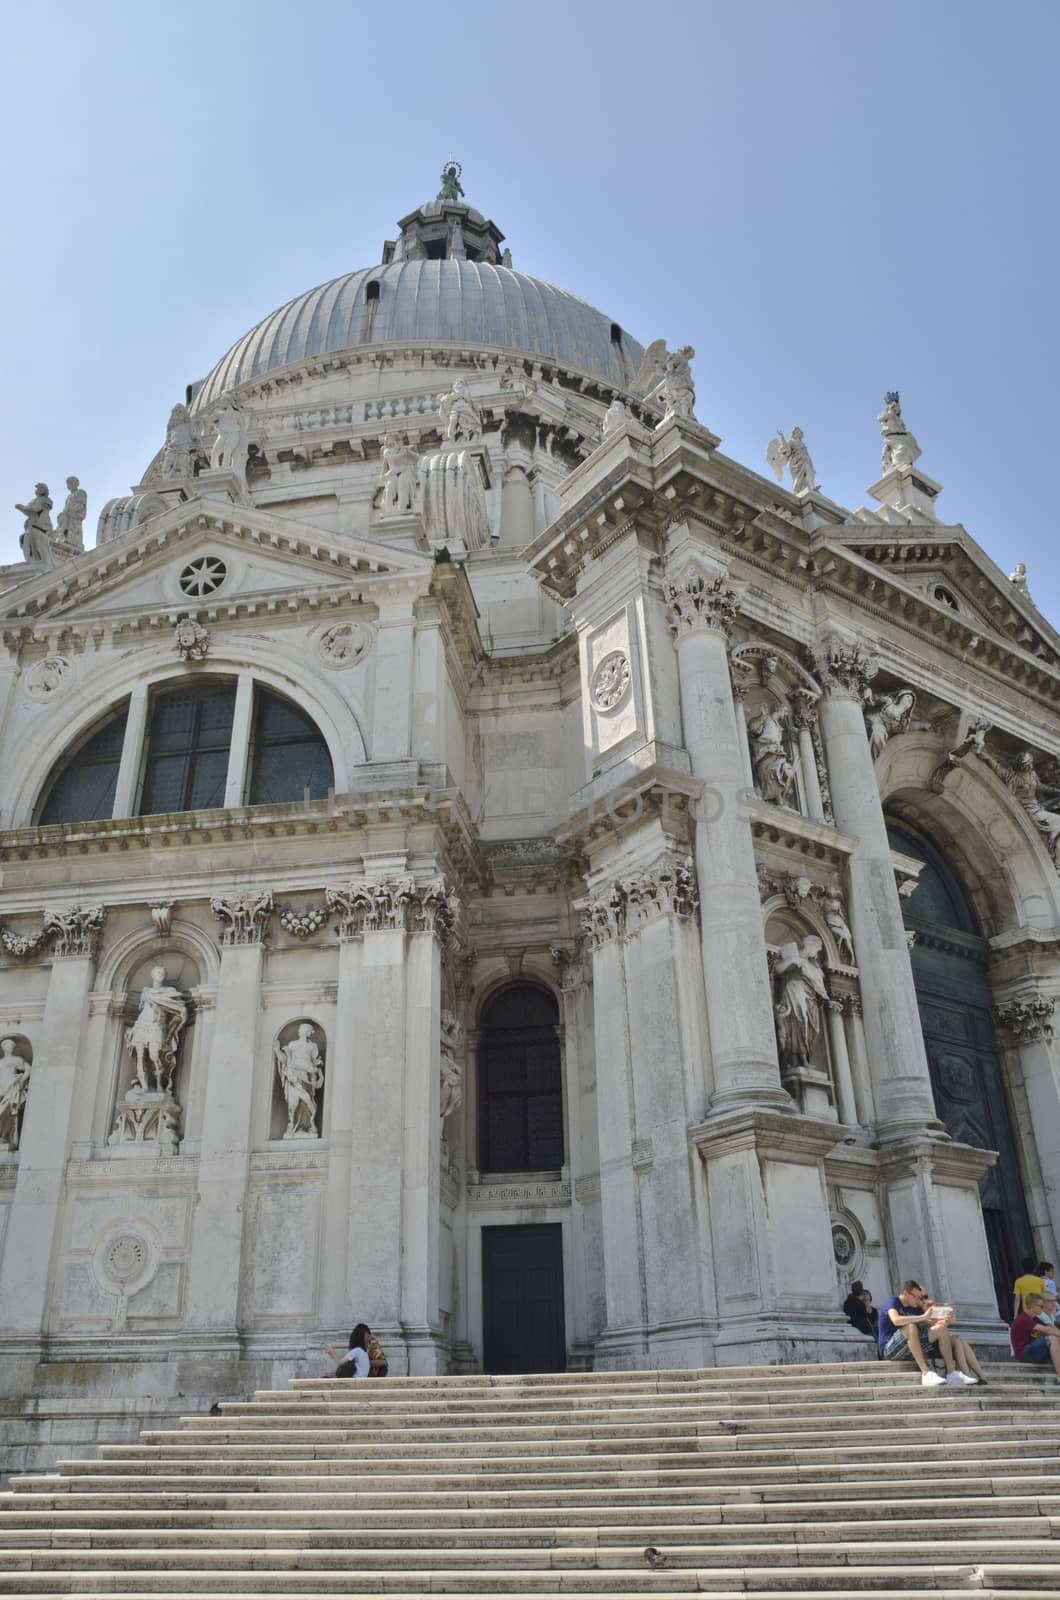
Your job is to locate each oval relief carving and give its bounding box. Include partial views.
[318,621,373,670]
[24,654,73,702]
[590,650,632,712]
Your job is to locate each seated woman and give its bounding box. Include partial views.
[324,1323,371,1378]
[843,1280,876,1337]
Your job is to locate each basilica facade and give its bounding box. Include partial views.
[1,173,1059,1459]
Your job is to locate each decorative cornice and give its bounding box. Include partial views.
[210,890,274,946]
[994,994,1055,1044]
[665,573,740,639]
[579,853,698,947]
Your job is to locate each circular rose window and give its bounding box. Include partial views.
[179,556,228,598]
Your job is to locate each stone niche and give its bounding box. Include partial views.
[270,1018,327,1142]
[106,952,198,1157]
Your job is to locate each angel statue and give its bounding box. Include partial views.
[866,688,921,761]
[125,967,188,1097]
[766,427,817,495]
[878,391,921,472]
[773,935,830,1070]
[972,737,1060,866]
[630,340,696,420]
[275,1023,325,1139]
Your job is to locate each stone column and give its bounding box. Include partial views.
[183,891,273,1332]
[400,897,446,1371]
[319,932,361,1332]
[0,906,104,1338]
[842,992,876,1127]
[791,692,825,823]
[665,557,787,1109]
[825,1000,857,1126]
[814,641,939,1138]
[995,993,1060,1254]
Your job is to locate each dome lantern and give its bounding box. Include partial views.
[383,163,509,266]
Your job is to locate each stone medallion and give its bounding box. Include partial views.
[318,622,373,670]
[590,651,631,712]
[24,654,73,702]
[831,1220,857,1271]
[92,1225,157,1300]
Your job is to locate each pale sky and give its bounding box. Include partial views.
[2,0,1057,621]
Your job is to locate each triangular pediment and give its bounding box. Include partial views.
[830,525,1060,663]
[0,499,434,627]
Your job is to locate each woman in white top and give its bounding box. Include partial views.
[325,1323,370,1378]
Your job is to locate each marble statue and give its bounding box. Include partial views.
[631,340,696,419]
[773,935,829,1068]
[381,433,418,513]
[439,379,481,443]
[159,404,198,480]
[274,1023,325,1138]
[210,398,252,479]
[125,967,187,1097]
[878,391,921,472]
[439,1009,464,1168]
[1009,562,1031,599]
[54,477,87,549]
[449,217,467,259]
[438,161,464,202]
[174,614,210,662]
[747,704,797,807]
[972,736,1060,865]
[766,427,817,495]
[16,484,54,565]
[602,398,627,439]
[0,1038,31,1152]
[866,688,917,761]
[501,247,513,267]
[823,893,855,966]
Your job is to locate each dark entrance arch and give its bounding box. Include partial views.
[888,820,1033,1317]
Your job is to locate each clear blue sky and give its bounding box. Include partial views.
[2,1,1057,622]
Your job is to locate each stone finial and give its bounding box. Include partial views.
[665,572,740,639]
[766,428,817,495]
[174,614,210,662]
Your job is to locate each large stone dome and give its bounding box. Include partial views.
[192,258,645,411]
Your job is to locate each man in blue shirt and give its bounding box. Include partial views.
[877,1279,980,1388]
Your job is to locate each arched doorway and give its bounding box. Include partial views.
[888,821,1033,1316]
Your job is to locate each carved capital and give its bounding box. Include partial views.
[324,876,459,941]
[841,991,863,1019]
[789,687,820,731]
[665,574,739,639]
[210,890,274,946]
[813,639,879,702]
[43,904,105,960]
[411,878,461,944]
[580,853,699,946]
[995,994,1055,1045]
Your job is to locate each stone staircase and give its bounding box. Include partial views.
[2,1359,1059,1597]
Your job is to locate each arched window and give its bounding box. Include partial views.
[365,279,381,302]
[478,984,563,1173]
[139,682,236,815]
[38,701,130,825]
[247,689,333,804]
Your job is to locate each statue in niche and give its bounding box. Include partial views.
[439,379,481,443]
[773,936,829,1069]
[877,391,921,472]
[866,688,919,761]
[159,403,199,480]
[380,432,418,513]
[125,966,188,1097]
[747,703,797,807]
[766,427,817,495]
[16,483,54,565]
[823,892,855,966]
[439,1009,464,1169]
[275,1023,325,1138]
[0,1038,31,1151]
[972,735,1060,865]
[54,476,87,549]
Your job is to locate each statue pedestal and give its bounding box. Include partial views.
[867,465,941,521]
[190,468,250,506]
[107,1092,180,1154]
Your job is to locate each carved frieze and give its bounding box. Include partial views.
[995,994,1055,1045]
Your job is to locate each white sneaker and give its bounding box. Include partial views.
[921,1371,946,1386]
[946,1370,977,1386]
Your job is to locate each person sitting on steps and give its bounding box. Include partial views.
[1011,1292,1060,1379]
[325,1323,371,1378]
[876,1279,982,1387]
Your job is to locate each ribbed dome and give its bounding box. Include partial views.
[192,259,644,410]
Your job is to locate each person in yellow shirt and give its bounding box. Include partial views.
[1013,1257,1046,1318]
